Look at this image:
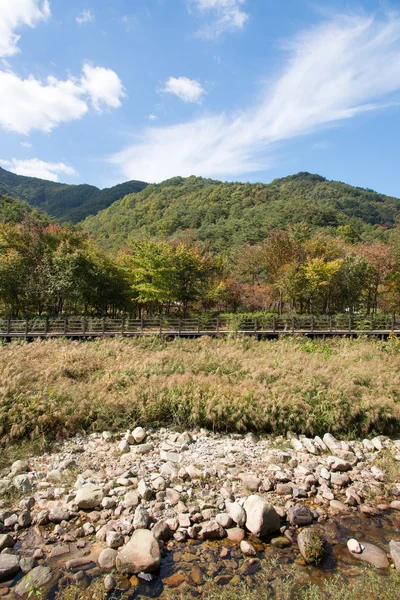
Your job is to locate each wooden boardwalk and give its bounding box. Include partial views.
[0,316,398,339]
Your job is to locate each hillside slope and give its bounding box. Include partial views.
[81,173,400,253]
[0,167,147,223]
[0,194,51,225]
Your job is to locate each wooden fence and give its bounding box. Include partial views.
[0,315,398,339]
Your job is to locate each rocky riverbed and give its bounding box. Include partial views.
[0,428,399,598]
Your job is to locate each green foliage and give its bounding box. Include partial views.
[0,194,50,225]
[0,166,147,223]
[0,217,129,316]
[82,172,400,253]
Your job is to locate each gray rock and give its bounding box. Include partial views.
[331,473,350,487]
[160,450,181,464]
[288,504,313,526]
[104,574,117,593]
[327,456,352,472]
[19,557,37,573]
[0,534,15,552]
[165,488,180,505]
[138,479,153,501]
[133,506,149,530]
[239,473,261,492]
[200,520,226,540]
[49,506,70,523]
[122,491,140,509]
[152,520,172,541]
[348,542,389,569]
[225,502,246,527]
[0,554,20,581]
[18,511,32,528]
[244,495,281,537]
[323,433,341,454]
[106,531,124,549]
[131,443,153,455]
[75,484,104,509]
[216,513,233,529]
[15,566,52,596]
[13,475,32,493]
[389,540,400,572]
[116,530,161,574]
[98,548,117,570]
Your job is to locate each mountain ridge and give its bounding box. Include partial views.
[0,167,147,223]
[81,172,400,253]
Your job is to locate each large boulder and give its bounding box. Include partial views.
[15,566,52,596]
[116,530,161,575]
[243,495,281,537]
[0,554,20,581]
[75,483,104,509]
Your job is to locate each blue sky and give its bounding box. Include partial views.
[0,0,400,197]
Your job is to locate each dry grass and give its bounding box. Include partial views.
[0,336,399,449]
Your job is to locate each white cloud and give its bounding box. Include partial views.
[162,76,206,103]
[81,63,126,111]
[110,12,400,183]
[76,9,94,25]
[148,114,158,121]
[0,62,125,135]
[20,141,32,148]
[190,0,248,38]
[0,158,78,181]
[0,0,50,57]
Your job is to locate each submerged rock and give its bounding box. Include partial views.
[348,542,389,569]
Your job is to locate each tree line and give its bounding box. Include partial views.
[0,216,399,318]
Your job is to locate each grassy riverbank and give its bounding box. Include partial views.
[1,336,399,449]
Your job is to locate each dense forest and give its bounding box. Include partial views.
[82,173,400,252]
[0,170,399,318]
[0,166,147,223]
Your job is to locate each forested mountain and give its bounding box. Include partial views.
[0,167,147,223]
[0,194,51,224]
[81,173,400,253]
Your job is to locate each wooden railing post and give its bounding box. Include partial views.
[348,314,352,334]
[102,317,106,335]
[273,317,276,333]
[254,317,257,333]
[178,318,182,335]
[159,317,163,335]
[197,318,200,334]
[217,316,220,334]
[292,316,295,334]
[311,315,314,333]
[329,316,333,333]
[44,317,49,334]
[64,318,68,335]
[6,318,11,335]
[121,316,125,335]
[82,317,86,336]
[140,315,144,335]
